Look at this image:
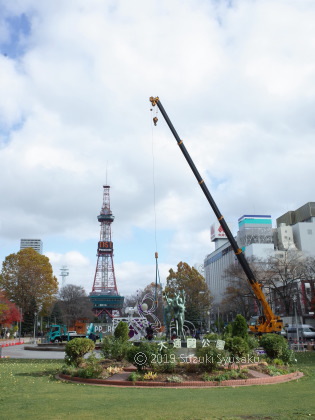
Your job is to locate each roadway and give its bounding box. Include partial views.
[1,342,65,359]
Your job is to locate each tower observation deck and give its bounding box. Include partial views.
[90,185,124,319]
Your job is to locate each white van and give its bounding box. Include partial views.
[286,324,315,340]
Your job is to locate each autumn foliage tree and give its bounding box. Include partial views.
[165,262,212,326]
[0,248,58,327]
[0,292,22,327]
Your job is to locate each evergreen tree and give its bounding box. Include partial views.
[231,314,248,339]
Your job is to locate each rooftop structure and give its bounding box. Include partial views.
[20,238,43,254]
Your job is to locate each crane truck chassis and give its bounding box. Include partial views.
[150,96,283,335]
[47,323,99,343]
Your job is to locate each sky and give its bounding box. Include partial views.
[1,0,315,298]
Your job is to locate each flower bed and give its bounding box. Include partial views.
[58,368,303,388]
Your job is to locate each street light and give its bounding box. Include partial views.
[207,310,210,332]
[293,295,301,350]
[33,311,37,344]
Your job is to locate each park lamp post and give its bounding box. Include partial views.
[198,291,206,333]
[292,295,301,350]
[207,310,210,333]
[33,311,37,344]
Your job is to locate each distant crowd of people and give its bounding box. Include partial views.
[1,329,17,339]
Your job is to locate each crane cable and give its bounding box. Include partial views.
[150,106,161,304]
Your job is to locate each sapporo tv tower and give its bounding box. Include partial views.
[89,185,124,320]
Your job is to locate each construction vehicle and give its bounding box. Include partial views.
[149,96,283,335]
[47,323,99,343]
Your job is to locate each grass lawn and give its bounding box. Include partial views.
[0,352,314,420]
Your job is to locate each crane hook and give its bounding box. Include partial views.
[153,116,158,126]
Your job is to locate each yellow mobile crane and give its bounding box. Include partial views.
[150,96,283,334]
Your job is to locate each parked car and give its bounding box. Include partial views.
[68,331,78,337]
[286,324,315,341]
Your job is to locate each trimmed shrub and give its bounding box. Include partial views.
[280,345,296,365]
[260,334,293,363]
[77,356,103,378]
[247,335,259,351]
[101,336,132,361]
[196,346,227,372]
[114,321,129,342]
[203,332,220,341]
[64,338,95,367]
[153,344,177,373]
[225,336,250,367]
[75,353,103,378]
[231,314,248,339]
[223,323,233,339]
[126,342,159,371]
[126,341,177,373]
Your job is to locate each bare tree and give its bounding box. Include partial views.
[57,284,94,327]
[222,258,265,319]
[262,250,306,316]
[300,256,315,315]
[221,279,255,320]
[223,251,312,318]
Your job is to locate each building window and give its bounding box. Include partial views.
[307,229,312,235]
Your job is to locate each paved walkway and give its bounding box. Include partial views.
[108,371,131,381]
[247,369,270,379]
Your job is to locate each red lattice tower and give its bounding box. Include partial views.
[92,185,118,294]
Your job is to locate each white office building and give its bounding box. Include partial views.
[204,202,315,306]
[20,238,43,254]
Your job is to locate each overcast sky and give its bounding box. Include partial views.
[1,0,314,297]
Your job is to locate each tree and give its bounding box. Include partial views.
[221,279,255,320]
[0,248,58,320]
[114,320,129,342]
[222,257,266,320]
[302,256,315,279]
[301,256,315,316]
[231,314,248,339]
[58,284,94,327]
[21,297,37,335]
[262,250,306,316]
[49,301,64,325]
[223,250,312,318]
[165,262,212,327]
[0,292,22,326]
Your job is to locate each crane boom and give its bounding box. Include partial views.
[150,96,283,334]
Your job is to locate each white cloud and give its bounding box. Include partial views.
[1,0,315,296]
[116,260,171,297]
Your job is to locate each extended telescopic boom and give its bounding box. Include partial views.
[150,96,283,334]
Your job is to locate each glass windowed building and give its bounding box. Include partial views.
[20,238,43,254]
